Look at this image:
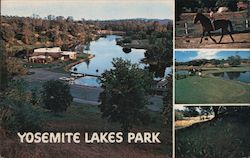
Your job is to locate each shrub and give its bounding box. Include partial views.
[41,80,73,113]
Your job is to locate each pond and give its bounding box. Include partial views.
[71,35,171,86]
[211,71,250,83]
[175,70,189,75]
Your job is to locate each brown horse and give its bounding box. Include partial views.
[193,13,234,44]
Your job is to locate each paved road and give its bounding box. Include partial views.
[22,68,163,111]
[21,68,102,105]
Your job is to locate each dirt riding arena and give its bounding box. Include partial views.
[175,11,250,48]
[175,32,250,48]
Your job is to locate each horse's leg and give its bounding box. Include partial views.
[229,31,234,43]
[221,28,234,43]
[218,30,224,44]
[228,21,234,42]
[219,28,228,43]
[208,32,217,43]
[218,34,224,43]
[200,31,205,44]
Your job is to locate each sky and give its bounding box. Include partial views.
[175,50,250,62]
[1,0,173,20]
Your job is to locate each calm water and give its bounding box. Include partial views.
[72,35,171,86]
[211,71,250,83]
[175,70,189,75]
[71,35,146,76]
[74,76,100,87]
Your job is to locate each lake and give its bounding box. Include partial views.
[72,35,170,86]
[211,71,250,83]
[71,35,145,76]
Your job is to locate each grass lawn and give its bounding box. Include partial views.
[42,102,170,136]
[175,76,250,104]
[176,116,250,158]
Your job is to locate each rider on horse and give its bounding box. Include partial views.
[209,8,215,31]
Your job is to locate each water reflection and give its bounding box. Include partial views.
[72,35,169,78]
[211,71,250,83]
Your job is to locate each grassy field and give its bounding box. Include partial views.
[175,76,250,104]
[176,115,250,158]
[0,102,172,158]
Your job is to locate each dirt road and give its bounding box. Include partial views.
[175,32,250,49]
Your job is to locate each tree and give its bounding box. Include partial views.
[183,107,199,117]
[199,106,213,118]
[99,58,153,132]
[0,39,8,92]
[228,55,241,66]
[6,57,28,76]
[198,106,222,119]
[211,59,221,66]
[1,80,43,133]
[47,15,56,21]
[163,75,173,125]
[216,0,238,11]
[41,80,73,113]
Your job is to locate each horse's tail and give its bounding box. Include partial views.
[228,20,234,33]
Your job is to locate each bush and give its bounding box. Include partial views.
[0,80,43,133]
[175,74,188,80]
[122,37,132,43]
[42,80,73,113]
[2,101,44,133]
[175,111,184,120]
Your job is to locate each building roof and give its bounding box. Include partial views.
[34,47,61,53]
[61,51,77,55]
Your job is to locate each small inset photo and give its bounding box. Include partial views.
[175,50,250,104]
[175,106,250,158]
[175,1,250,49]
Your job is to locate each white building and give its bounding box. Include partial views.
[34,47,61,53]
[61,51,77,60]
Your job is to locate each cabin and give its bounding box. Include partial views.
[61,51,77,61]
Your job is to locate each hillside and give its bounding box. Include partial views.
[0,16,100,56]
[176,113,250,158]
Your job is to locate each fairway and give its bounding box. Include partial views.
[175,76,250,104]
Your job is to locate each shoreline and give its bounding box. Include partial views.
[64,54,95,72]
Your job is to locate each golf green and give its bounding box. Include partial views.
[175,76,250,104]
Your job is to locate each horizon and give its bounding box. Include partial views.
[1,14,172,21]
[1,0,174,20]
[175,51,250,62]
